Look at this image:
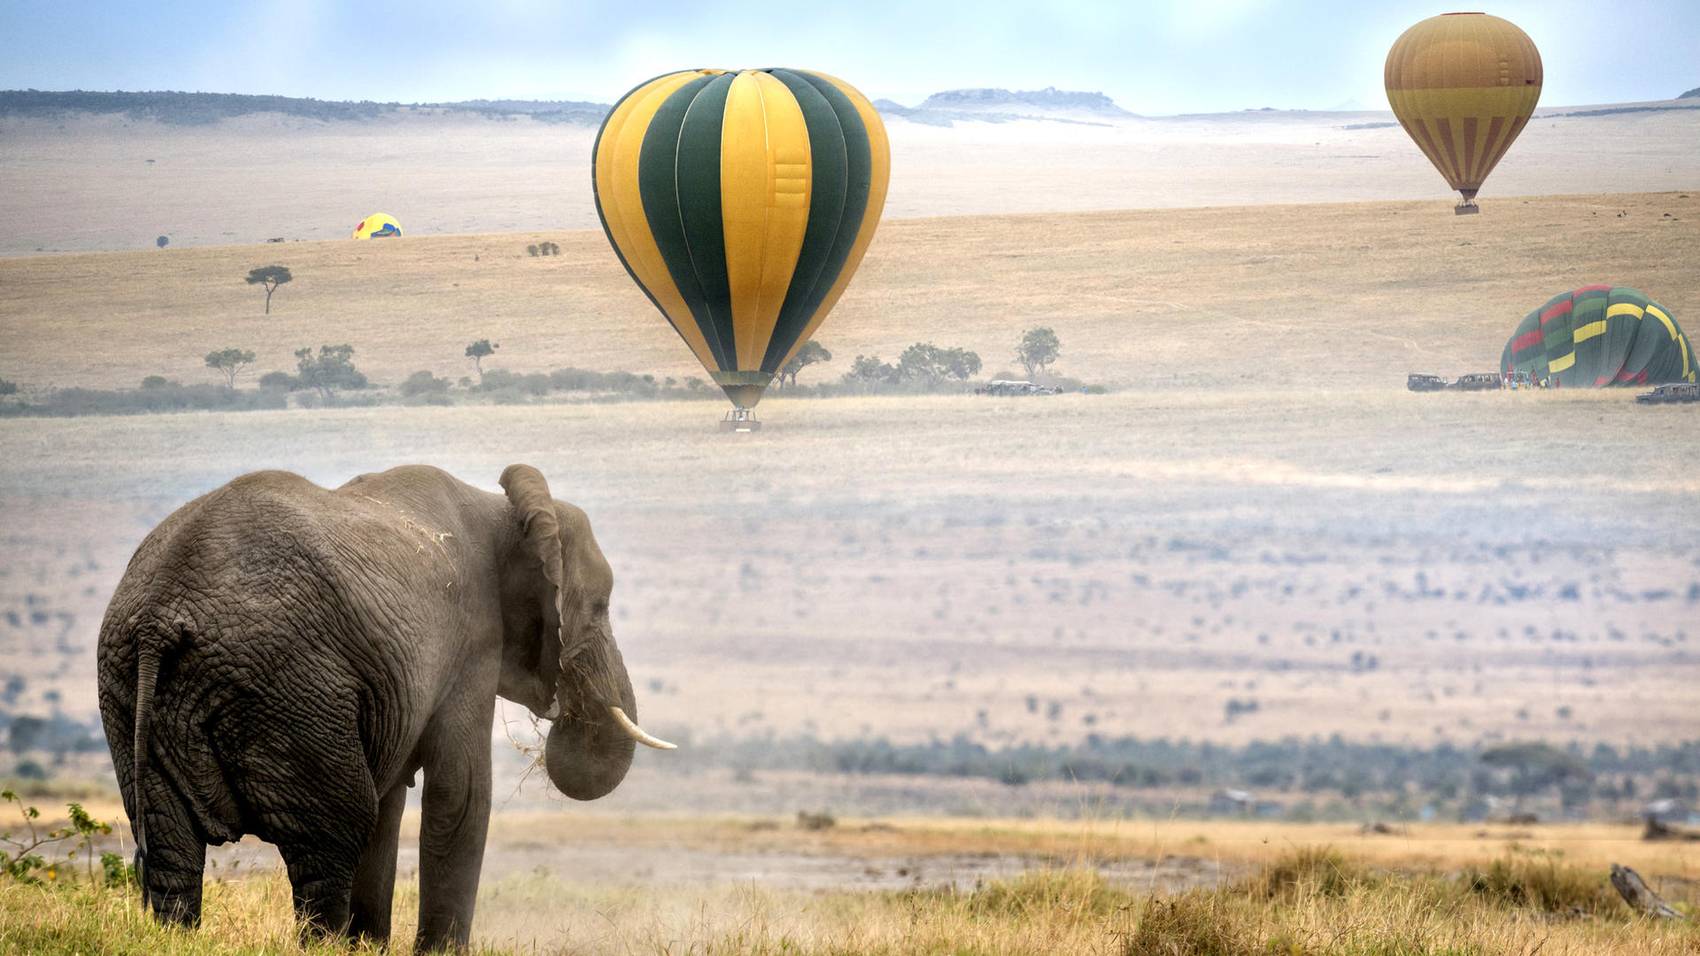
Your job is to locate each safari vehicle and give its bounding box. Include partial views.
[1449,372,1502,391]
[976,380,1064,396]
[1406,373,1447,392]
[1637,383,1700,405]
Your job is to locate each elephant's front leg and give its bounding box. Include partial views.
[415,699,495,952]
[348,778,409,944]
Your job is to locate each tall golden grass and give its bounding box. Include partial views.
[3,845,1694,955]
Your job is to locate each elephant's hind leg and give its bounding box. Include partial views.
[275,774,377,941]
[137,778,207,927]
[348,779,409,944]
[240,695,378,941]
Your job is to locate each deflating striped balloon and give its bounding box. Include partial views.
[1501,286,1696,387]
[1386,13,1542,214]
[592,68,891,410]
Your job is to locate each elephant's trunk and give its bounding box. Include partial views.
[542,636,639,801]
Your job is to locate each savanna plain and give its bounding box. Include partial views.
[0,107,1697,954]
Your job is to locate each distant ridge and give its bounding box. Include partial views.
[917,87,1132,115]
[1681,86,1700,99]
[0,90,611,126]
[877,86,1134,127]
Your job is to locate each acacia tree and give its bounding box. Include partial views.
[898,342,981,386]
[1016,327,1061,378]
[777,340,831,389]
[465,339,498,383]
[844,354,898,388]
[204,347,256,388]
[294,344,366,401]
[246,266,293,314]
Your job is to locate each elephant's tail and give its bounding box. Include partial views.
[130,620,189,899]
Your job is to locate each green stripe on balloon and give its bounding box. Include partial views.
[756,70,876,372]
[637,74,731,370]
[763,69,849,374]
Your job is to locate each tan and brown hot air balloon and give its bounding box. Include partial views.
[1386,12,1542,214]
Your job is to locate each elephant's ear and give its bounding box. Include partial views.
[499,464,566,655]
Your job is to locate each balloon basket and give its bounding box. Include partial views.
[719,408,761,433]
[1454,199,1480,216]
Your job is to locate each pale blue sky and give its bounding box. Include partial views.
[2,0,1695,112]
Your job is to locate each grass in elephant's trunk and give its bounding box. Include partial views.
[535,638,653,801]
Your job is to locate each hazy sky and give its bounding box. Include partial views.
[3,0,1696,113]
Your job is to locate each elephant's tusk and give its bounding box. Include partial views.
[608,706,677,750]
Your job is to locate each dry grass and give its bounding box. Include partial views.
[2,844,1695,955]
[1,193,1695,393]
[468,811,1700,878]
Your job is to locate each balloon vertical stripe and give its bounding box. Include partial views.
[594,68,890,409]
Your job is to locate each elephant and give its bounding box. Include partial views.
[96,463,673,950]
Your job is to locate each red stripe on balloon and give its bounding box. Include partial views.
[1511,329,1544,352]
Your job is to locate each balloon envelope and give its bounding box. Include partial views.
[352,213,402,239]
[592,68,890,409]
[1386,13,1541,208]
[1501,286,1696,387]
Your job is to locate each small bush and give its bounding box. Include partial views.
[795,811,835,831]
[0,792,123,887]
[1242,847,1360,900]
[399,370,451,397]
[1461,856,1620,916]
[12,761,47,781]
[0,379,16,396]
[257,370,297,390]
[139,375,172,389]
[966,869,1131,920]
[484,386,529,405]
[0,384,287,417]
[482,371,551,396]
[1127,893,1259,956]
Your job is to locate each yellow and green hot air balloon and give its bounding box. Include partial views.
[1386,13,1542,214]
[352,213,402,239]
[592,68,890,422]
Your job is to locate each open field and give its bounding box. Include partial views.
[2,194,1697,767]
[1,103,1696,254]
[2,388,1697,757]
[1,192,1697,393]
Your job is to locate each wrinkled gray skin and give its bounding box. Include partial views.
[96,464,641,951]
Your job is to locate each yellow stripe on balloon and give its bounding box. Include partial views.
[595,71,720,371]
[1547,352,1576,374]
[1646,304,1679,339]
[774,70,891,371]
[1605,303,1645,321]
[719,71,812,371]
[1571,320,1608,344]
[1645,304,1691,378]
